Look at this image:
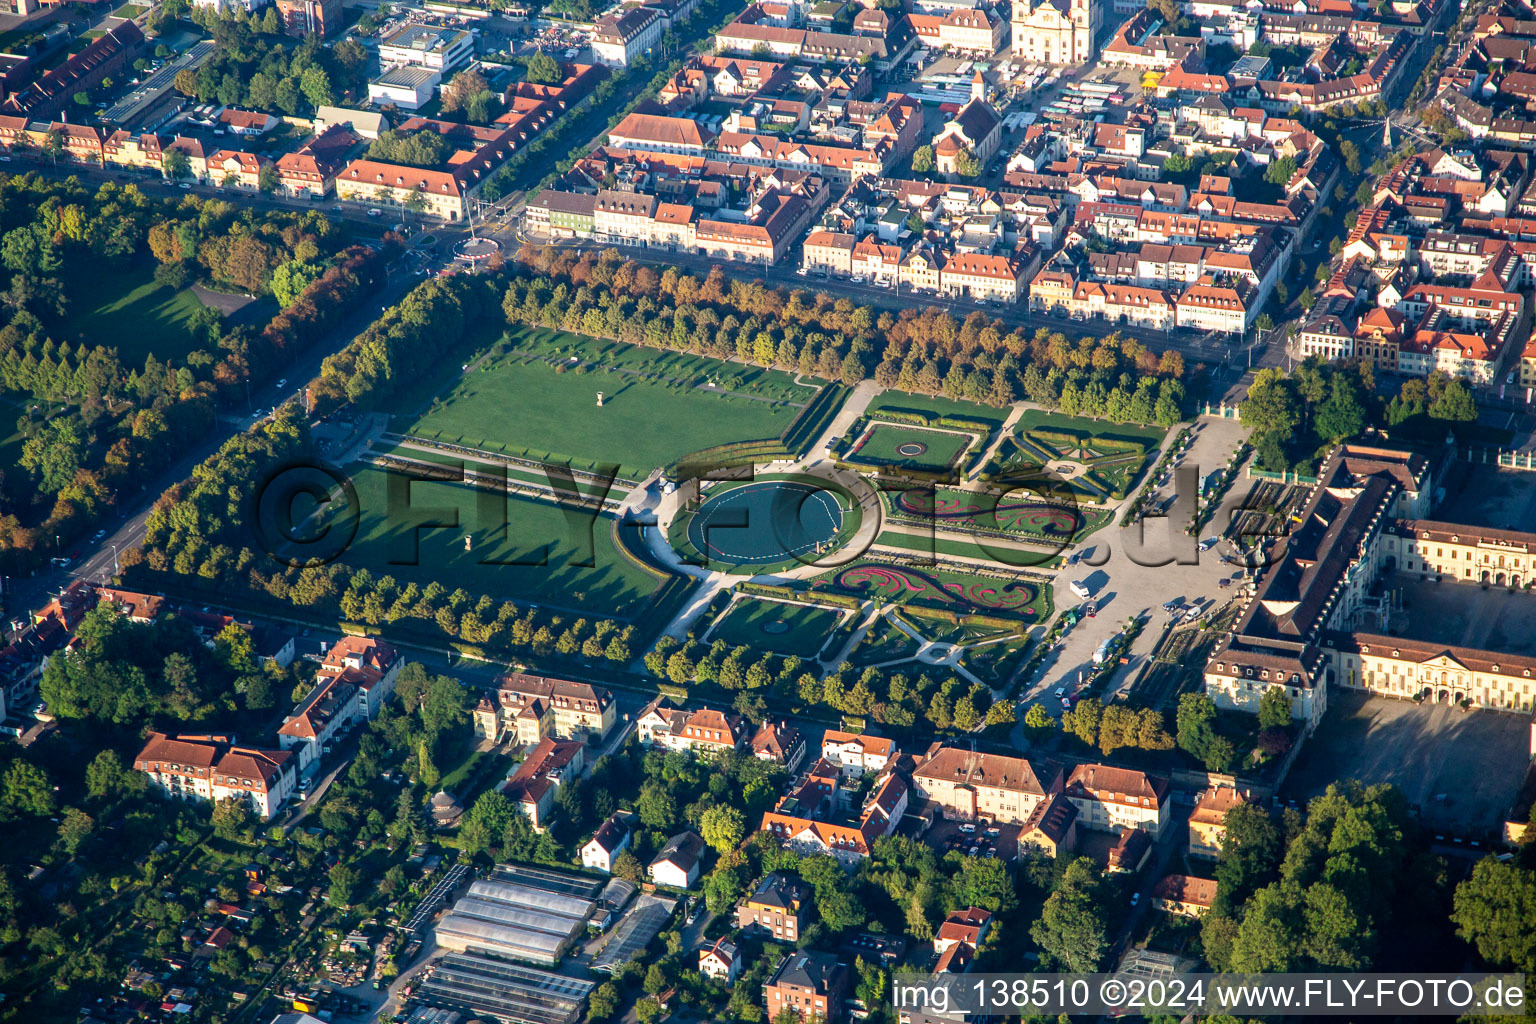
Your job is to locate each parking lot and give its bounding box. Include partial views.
[1386,575,1536,657]
[1284,690,1531,836]
[926,818,1021,862]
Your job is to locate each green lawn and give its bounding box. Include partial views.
[872,529,1063,568]
[848,618,922,666]
[708,597,846,659]
[405,327,817,478]
[864,392,1009,429]
[371,443,619,497]
[63,265,208,367]
[334,465,661,616]
[112,2,149,15]
[1012,409,1168,444]
[846,423,974,473]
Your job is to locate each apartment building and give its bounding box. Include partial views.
[759,767,909,866]
[316,635,402,721]
[473,673,617,745]
[764,951,850,1024]
[751,721,808,774]
[1063,763,1170,838]
[637,704,750,757]
[135,732,296,820]
[1189,786,1255,859]
[820,731,896,777]
[736,872,813,942]
[502,737,585,828]
[910,744,1060,824]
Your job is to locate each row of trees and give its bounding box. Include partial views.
[647,633,1012,733]
[510,247,1191,419]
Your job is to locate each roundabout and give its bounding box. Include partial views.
[681,478,858,572]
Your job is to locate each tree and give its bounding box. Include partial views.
[257,162,279,194]
[1452,858,1536,973]
[911,144,934,174]
[1147,0,1179,22]
[1176,692,1218,762]
[955,148,982,179]
[162,149,191,180]
[57,807,94,855]
[699,804,744,854]
[1024,702,1056,736]
[1032,857,1110,972]
[1257,687,1292,730]
[85,750,140,801]
[1264,155,1298,186]
[328,861,361,907]
[1428,379,1477,423]
[271,259,325,308]
[20,419,84,495]
[524,51,561,85]
[441,68,491,114]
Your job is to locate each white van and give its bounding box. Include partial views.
[1070,579,1091,600]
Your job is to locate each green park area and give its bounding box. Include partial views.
[846,423,975,474]
[112,2,150,16]
[708,597,846,659]
[336,465,661,617]
[63,265,209,367]
[985,410,1166,500]
[405,327,817,478]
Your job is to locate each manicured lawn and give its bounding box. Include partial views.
[848,619,922,666]
[371,443,620,497]
[846,423,974,473]
[864,392,1009,429]
[985,412,1166,499]
[62,265,208,367]
[962,636,1033,687]
[405,327,817,478]
[112,2,149,15]
[708,597,846,659]
[808,560,1053,623]
[336,465,661,617]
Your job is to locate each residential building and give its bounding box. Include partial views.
[751,721,807,774]
[95,588,165,623]
[217,108,278,135]
[207,150,271,190]
[764,951,850,1024]
[934,908,992,954]
[1063,764,1170,837]
[820,731,896,777]
[911,744,1060,824]
[636,704,749,757]
[581,811,636,873]
[736,872,813,942]
[134,732,297,820]
[275,0,342,37]
[502,737,585,828]
[474,674,616,745]
[1188,787,1255,859]
[759,765,909,866]
[699,937,740,982]
[2,22,142,119]
[317,635,401,721]
[649,830,707,888]
[277,675,357,770]
[1107,827,1153,872]
[1152,874,1218,917]
[1018,792,1079,857]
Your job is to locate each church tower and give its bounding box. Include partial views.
[971,70,988,104]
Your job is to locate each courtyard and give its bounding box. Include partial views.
[1383,575,1536,659]
[1436,463,1536,536]
[1284,690,1531,836]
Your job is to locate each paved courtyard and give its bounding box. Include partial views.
[1284,691,1531,836]
[1385,576,1536,657]
[1437,463,1536,534]
[1012,415,1252,721]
